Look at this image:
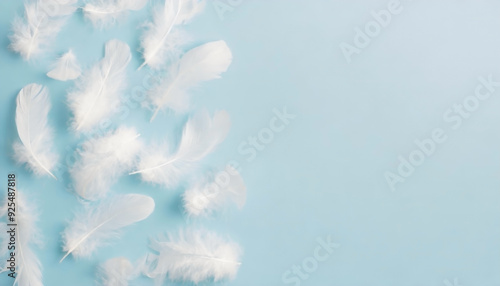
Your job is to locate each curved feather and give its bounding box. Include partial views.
[83,0,149,28]
[47,49,81,81]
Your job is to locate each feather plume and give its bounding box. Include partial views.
[14,83,58,179]
[183,165,246,217]
[148,40,232,122]
[47,49,81,81]
[139,0,206,70]
[10,0,77,60]
[70,126,142,201]
[98,256,145,286]
[130,110,230,188]
[145,229,242,284]
[83,0,149,28]
[0,192,43,286]
[60,194,155,262]
[68,39,131,132]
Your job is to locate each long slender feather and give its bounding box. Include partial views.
[68,39,131,132]
[130,110,230,188]
[83,0,149,28]
[14,83,58,179]
[148,40,232,122]
[47,49,81,81]
[70,126,142,201]
[60,194,155,262]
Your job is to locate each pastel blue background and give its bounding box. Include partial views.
[1,0,500,285]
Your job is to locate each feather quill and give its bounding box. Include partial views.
[60,194,155,262]
[10,0,77,60]
[70,126,142,201]
[68,39,131,132]
[14,83,58,179]
[148,40,232,122]
[146,229,242,284]
[83,0,149,28]
[47,49,81,81]
[183,165,246,217]
[130,110,230,188]
[139,0,206,70]
[98,257,145,286]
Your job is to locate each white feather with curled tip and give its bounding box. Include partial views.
[183,165,246,217]
[149,40,232,122]
[98,256,145,286]
[14,83,58,179]
[9,0,77,60]
[68,39,131,132]
[47,49,81,81]
[70,127,142,201]
[0,192,43,286]
[83,0,149,28]
[139,0,205,70]
[130,110,230,188]
[146,229,242,284]
[60,194,155,262]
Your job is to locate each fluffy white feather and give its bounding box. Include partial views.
[10,0,77,60]
[139,0,205,70]
[83,0,149,28]
[98,257,145,286]
[60,194,155,262]
[0,192,43,286]
[149,40,232,122]
[14,83,58,179]
[70,126,142,201]
[183,165,246,217]
[68,39,131,132]
[47,49,81,81]
[146,229,242,284]
[130,110,230,188]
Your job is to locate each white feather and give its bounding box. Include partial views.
[83,0,149,28]
[130,110,230,188]
[68,39,131,132]
[9,0,77,60]
[149,40,232,122]
[70,126,142,201]
[183,165,246,217]
[60,194,155,262]
[46,49,81,81]
[0,192,43,286]
[98,256,145,286]
[146,229,242,284]
[14,83,58,179]
[139,0,205,70]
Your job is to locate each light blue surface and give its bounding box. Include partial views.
[1,1,500,285]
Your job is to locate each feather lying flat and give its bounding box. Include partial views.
[146,229,242,284]
[149,40,232,122]
[60,194,155,262]
[70,126,142,201]
[183,165,246,217]
[14,83,58,179]
[139,0,206,70]
[68,39,131,133]
[47,49,81,81]
[83,0,149,28]
[98,257,145,286]
[10,0,77,60]
[130,110,231,188]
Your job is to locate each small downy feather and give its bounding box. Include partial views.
[47,49,81,81]
[130,110,230,188]
[70,126,142,201]
[10,0,77,60]
[60,194,155,262]
[145,229,242,284]
[0,192,43,286]
[183,165,246,217]
[68,39,131,133]
[98,257,145,286]
[83,0,149,28]
[139,0,206,70]
[14,83,58,179]
[149,40,232,122]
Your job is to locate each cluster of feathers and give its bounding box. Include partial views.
[4,0,247,285]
